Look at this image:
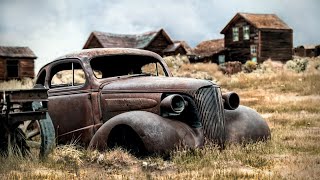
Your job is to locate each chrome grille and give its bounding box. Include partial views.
[194,86,225,145]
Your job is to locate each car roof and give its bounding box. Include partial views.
[38,48,164,73]
[56,48,163,61]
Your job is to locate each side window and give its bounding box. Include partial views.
[232,27,239,42]
[50,62,86,88]
[243,25,250,40]
[141,62,166,76]
[6,59,19,78]
[250,45,257,55]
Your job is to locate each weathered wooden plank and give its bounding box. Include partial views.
[85,36,103,49]
[260,31,293,61]
[0,58,5,79]
[19,59,34,67]
[146,33,172,56]
[19,59,35,78]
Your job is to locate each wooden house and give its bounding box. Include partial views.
[171,40,196,61]
[83,29,187,57]
[293,45,320,57]
[0,46,36,80]
[163,42,187,56]
[173,41,193,55]
[221,13,293,63]
[192,39,226,64]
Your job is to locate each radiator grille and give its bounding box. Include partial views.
[194,86,225,145]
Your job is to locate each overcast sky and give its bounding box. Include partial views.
[0,0,319,71]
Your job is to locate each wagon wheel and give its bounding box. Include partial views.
[19,112,55,159]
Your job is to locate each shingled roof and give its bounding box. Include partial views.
[174,41,193,54]
[163,43,182,53]
[0,46,36,58]
[83,29,173,49]
[221,13,292,33]
[193,39,225,57]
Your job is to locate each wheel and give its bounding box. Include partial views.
[107,124,148,157]
[0,122,29,157]
[19,112,55,158]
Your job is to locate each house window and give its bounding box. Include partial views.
[232,27,239,42]
[218,55,225,64]
[250,45,257,55]
[243,26,250,40]
[6,60,19,78]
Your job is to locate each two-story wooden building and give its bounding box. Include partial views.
[0,46,36,80]
[83,29,187,57]
[221,13,293,63]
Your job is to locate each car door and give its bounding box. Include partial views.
[47,59,95,145]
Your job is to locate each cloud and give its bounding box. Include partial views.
[0,0,319,72]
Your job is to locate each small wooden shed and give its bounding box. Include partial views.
[192,39,226,64]
[83,29,187,57]
[0,46,36,80]
[221,13,293,63]
[293,45,320,57]
[163,42,187,56]
[172,40,196,60]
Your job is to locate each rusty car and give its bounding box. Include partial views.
[33,48,270,155]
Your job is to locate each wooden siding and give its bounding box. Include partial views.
[164,46,187,56]
[174,46,187,55]
[222,13,293,63]
[0,58,35,80]
[305,49,316,57]
[294,47,318,57]
[19,59,34,78]
[85,36,102,49]
[294,47,305,57]
[316,46,320,57]
[0,58,5,79]
[224,18,259,63]
[259,30,293,62]
[145,33,172,56]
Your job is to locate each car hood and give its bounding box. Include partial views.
[101,76,216,92]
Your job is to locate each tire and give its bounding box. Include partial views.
[38,113,56,158]
[32,84,56,158]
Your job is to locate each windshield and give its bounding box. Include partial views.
[90,55,168,79]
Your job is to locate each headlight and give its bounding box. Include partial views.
[160,94,185,115]
[222,92,240,110]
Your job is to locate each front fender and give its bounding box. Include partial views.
[88,111,203,154]
[225,105,271,143]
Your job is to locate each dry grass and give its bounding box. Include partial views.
[0,78,34,90]
[0,56,319,179]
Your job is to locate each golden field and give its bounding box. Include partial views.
[0,56,319,179]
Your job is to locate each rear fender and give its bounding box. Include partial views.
[88,111,203,154]
[225,105,271,143]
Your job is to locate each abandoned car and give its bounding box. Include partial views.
[34,48,270,155]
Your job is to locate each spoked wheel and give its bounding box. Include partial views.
[19,113,55,159]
